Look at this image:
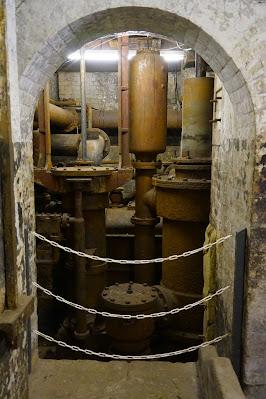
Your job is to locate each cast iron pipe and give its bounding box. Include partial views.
[92,107,181,130]
[72,189,88,336]
[34,102,79,133]
[80,46,87,159]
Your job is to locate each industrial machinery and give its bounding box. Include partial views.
[34,42,214,358]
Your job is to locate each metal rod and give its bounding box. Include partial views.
[118,35,131,168]
[80,46,87,160]
[43,83,52,170]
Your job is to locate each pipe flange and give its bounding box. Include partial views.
[132,161,161,170]
[131,215,159,226]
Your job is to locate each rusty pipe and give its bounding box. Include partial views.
[72,189,88,335]
[43,83,52,170]
[80,46,87,159]
[82,193,108,307]
[34,102,79,133]
[132,164,159,284]
[91,107,181,130]
[34,106,181,132]
[129,49,167,283]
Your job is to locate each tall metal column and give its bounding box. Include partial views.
[80,46,87,160]
[118,35,131,168]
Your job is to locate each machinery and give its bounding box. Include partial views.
[34,44,214,357]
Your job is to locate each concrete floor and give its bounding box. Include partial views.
[29,359,201,399]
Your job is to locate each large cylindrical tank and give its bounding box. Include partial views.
[181,77,214,158]
[129,49,167,160]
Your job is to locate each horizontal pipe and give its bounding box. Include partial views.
[92,107,182,130]
[35,103,79,133]
[34,105,182,132]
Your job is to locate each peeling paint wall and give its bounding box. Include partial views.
[0,1,33,398]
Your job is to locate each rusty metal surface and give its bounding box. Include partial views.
[91,107,181,130]
[51,166,115,177]
[133,164,159,284]
[72,188,88,335]
[162,220,206,294]
[63,191,108,309]
[154,177,210,222]
[182,77,214,158]
[51,134,80,156]
[33,130,46,167]
[43,84,53,170]
[154,160,211,342]
[35,102,79,133]
[102,282,158,354]
[34,167,133,194]
[34,168,65,193]
[118,35,131,167]
[165,161,211,180]
[129,49,167,159]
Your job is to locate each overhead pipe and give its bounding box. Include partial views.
[91,107,182,130]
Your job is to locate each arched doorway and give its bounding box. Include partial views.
[14,3,265,397]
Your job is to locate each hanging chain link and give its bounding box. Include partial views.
[34,330,230,360]
[33,281,230,320]
[33,232,232,265]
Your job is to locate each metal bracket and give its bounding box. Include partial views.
[0,295,34,348]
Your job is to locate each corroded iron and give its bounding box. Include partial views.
[182,77,214,158]
[129,49,167,283]
[129,49,167,159]
[152,160,211,344]
[102,282,158,354]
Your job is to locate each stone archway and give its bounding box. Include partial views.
[14,2,265,397]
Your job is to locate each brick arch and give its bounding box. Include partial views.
[19,6,254,138]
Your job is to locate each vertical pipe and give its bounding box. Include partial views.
[133,166,158,284]
[118,35,131,168]
[43,83,52,170]
[73,189,88,335]
[80,46,87,160]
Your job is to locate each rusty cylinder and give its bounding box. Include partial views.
[129,49,167,160]
[92,108,182,130]
[181,77,214,158]
[129,49,167,284]
[34,103,79,133]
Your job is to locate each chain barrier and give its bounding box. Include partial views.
[34,330,230,360]
[33,282,230,320]
[33,232,232,265]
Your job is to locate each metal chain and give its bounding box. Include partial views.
[34,330,230,360]
[33,281,230,320]
[33,232,232,265]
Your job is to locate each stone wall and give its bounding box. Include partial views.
[57,71,182,110]
[0,1,34,398]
